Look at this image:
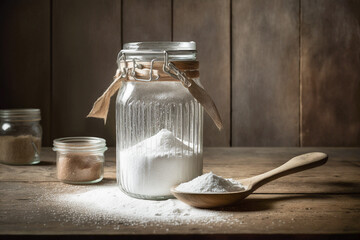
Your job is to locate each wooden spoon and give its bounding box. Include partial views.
[171,152,328,208]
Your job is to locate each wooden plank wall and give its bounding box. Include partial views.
[232,0,299,146]
[301,0,360,146]
[0,0,359,147]
[0,0,51,145]
[52,0,120,147]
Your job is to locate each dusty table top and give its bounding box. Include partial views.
[1,147,359,239]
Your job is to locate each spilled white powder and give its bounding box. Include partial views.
[176,172,245,193]
[41,184,240,226]
[119,129,202,196]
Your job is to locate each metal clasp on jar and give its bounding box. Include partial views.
[116,52,160,82]
[163,51,192,88]
[130,58,160,82]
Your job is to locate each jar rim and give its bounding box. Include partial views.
[120,41,197,61]
[123,41,196,51]
[0,108,41,121]
[53,137,107,152]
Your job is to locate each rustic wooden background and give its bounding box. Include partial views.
[1,0,359,147]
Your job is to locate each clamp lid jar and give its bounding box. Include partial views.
[116,42,204,200]
[87,41,223,200]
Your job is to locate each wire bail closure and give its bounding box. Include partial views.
[117,50,193,87]
[116,53,128,79]
[162,51,192,88]
[117,52,160,81]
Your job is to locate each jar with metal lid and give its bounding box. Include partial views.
[53,137,107,184]
[116,42,204,200]
[0,109,42,165]
[87,41,222,200]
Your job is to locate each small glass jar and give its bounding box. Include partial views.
[116,42,203,200]
[53,137,107,184]
[0,109,42,165]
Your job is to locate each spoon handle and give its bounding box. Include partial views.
[248,152,328,191]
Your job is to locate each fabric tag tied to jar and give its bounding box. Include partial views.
[87,51,223,130]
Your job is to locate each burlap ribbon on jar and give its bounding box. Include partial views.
[87,61,223,130]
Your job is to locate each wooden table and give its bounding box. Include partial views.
[1,147,360,239]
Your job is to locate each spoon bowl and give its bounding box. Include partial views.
[171,152,328,208]
[171,186,252,208]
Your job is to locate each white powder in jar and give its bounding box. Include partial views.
[176,172,245,193]
[118,129,202,197]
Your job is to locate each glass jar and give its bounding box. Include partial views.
[0,109,42,165]
[53,137,107,184]
[116,42,203,200]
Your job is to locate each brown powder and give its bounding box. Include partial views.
[0,135,41,165]
[57,153,103,183]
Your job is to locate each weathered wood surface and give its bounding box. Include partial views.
[232,0,300,146]
[301,0,360,147]
[173,0,231,147]
[52,0,121,146]
[1,181,359,235]
[0,0,51,146]
[0,148,359,237]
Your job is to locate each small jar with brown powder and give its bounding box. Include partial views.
[0,109,42,165]
[53,137,107,184]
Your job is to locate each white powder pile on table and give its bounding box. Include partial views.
[176,172,245,193]
[41,184,240,226]
[119,129,202,196]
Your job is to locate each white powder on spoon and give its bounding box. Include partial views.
[176,172,245,193]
